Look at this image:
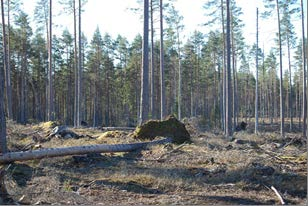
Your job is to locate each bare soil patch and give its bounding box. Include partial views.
[1,120,307,205]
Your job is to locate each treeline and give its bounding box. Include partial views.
[0,0,307,132]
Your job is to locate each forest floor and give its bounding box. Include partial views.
[1,119,307,205]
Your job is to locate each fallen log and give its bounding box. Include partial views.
[102,127,135,131]
[0,137,172,164]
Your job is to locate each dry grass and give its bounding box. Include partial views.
[2,121,307,205]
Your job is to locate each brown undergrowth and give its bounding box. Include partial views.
[1,120,307,205]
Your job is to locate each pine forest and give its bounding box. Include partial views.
[0,0,307,205]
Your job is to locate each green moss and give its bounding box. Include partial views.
[134,115,191,144]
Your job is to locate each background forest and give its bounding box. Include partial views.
[0,0,307,134]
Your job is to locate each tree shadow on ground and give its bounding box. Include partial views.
[91,179,162,194]
[6,163,36,187]
[191,195,276,205]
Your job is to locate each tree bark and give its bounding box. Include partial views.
[139,0,149,125]
[150,0,155,119]
[177,24,182,120]
[160,0,165,120]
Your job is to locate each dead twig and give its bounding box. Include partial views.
[157,143,188,160]
[270,186,286,205]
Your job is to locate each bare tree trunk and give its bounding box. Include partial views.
[300,0,307,138]
[231,24,237,130]
[255,8,259,134]
[48,0,54,121]
[7,0,12,121]
[226,0,232,139]
[221,0,226,133]
[276,0,285,137]
[73,0,78,127]
[2,0,12,120]
[0,0,7,154]
[76,0,82,127]
[159,0,165,120]
[177,28,181,120]
[20,47,27,124]
[150,0,155,119]
[139,0,149,125]
[286,34,293,131]
[190,70,194,117]
[262,46,266,122]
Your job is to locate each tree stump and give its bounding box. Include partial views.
[133,115,191,144]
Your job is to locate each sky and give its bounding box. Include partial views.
[20,0,308,55]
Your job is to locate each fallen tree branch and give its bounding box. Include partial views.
[271,186,285,205]
[157,143,188,160]
[0,137,172,164]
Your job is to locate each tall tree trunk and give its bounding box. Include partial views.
[73,0,78,127]
[231,20,237,130]
[177,25,181,120]
[139,0,149,125]
[0,0,7,154]
[48,0,54,121]
[190,66,194,117]
[20,46,27,124]
[255,8,259,134]
[226,0,232,139]
[2,0,12,120]
[221,0,226,133]
[159,0,165,120]
[150,0,155,119]
[275,0,285,137]
[7,0,12,120]
[300,0,307,138]
[262,45,266,121]
[76,0,82,127]
[286,34,293,131]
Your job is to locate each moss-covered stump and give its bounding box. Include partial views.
[134,115,191,144]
